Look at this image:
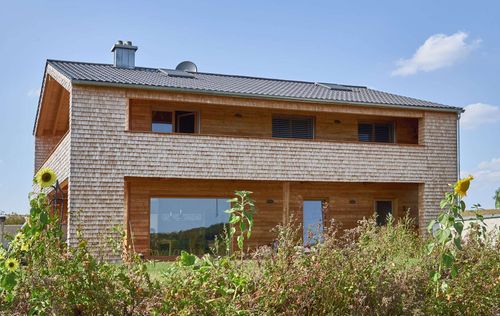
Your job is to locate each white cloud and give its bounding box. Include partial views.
[392,32,480,76]
[462,158,500,209]
[460,103,500,129]
[27,88,41,98]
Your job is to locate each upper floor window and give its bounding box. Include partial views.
[152,111,196,133]
[272,116,314,139]
[358,122,394,143]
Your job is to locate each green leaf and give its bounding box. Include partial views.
[427,220,436,232]
[440,199,448,209]
[430,271,441,282]
[426,242,435,255]
[240,220,246,232]
[451,265,458,278]
[237,235,244,250]
[230,227,236,236]
[229,215,241,224]
[453,237,462,250]
[460,200,466,212]
[441,252,454,268]
[179,251,196,266]
[437,229,451,244]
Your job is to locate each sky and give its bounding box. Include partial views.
[0,0,499,213]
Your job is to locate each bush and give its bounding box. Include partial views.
[1,170,499,315]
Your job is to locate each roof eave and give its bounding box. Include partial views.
[71,79,464,113]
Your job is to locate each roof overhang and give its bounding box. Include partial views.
[71,79,465,114]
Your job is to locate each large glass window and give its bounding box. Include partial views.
[150,198,230,257]
[303,200,324,246]
[151,111,196,133]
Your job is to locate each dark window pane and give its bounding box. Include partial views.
[273,116,313,139]
[374,124,393,143]
[358,123,372,142]
[152,111,173,133]
[303,200,324,246]
[150,198,230,257]
[375,201,392,226]
[175,111,196,133]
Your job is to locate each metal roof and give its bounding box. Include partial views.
[46,59,462,112]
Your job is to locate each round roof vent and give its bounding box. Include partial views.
[175,61,197,73]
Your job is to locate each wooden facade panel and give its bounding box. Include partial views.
[128,100,419,144]
[127,178,419,256]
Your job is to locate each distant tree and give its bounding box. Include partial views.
[495,188,500,209]
[2,212,26,225]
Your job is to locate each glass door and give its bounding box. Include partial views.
[303,200,324,246]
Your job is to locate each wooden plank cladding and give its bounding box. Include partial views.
[128,99,419,144]
[126,178,419,257]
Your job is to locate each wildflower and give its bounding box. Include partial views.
[454,175,474,198]
[21,242,29,252]
[35,168,57,188]
[5,258,19,272]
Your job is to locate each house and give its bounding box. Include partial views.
[34,40,462,259]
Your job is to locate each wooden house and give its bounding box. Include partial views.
[34,41,462,259]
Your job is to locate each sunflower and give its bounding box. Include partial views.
[5,258,19,272]
[454,175,474,198]
[35,168,57,188]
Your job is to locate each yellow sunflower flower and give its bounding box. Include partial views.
[454,175,474,198]
[21,242,29,252]
[5,258,19,272]
[35,168,57,188]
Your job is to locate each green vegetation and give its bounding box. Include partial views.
[0,212,26,225]
[0,169,499,315]
[494,187,500,208]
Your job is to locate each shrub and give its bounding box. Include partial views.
[1,170,499,315]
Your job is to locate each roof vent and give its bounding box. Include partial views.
[175,61,197,72]
[111,40,138,69]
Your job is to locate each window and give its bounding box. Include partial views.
[272,116,314,139]
[303,200,325,246]
[150,198,230,256]
[151,111,196,133]
[152,111,173,133]
[375,200,393,226]
[358,123,394,143]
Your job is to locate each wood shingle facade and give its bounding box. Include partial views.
[34,43,462,259]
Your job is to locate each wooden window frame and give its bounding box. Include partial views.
[150,108,199,134]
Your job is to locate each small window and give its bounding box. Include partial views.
[151,111,196,133]
[152,111,173,133]
[375,200,393,226]
[272,116,314,139]
[358,123,394,143]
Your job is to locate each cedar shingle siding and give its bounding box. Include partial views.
[34,63,459,258]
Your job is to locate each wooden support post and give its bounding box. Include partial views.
[283,182,290,224]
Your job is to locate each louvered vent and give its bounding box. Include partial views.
[272,116,314,139]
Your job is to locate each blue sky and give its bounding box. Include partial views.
[0,0,499,213]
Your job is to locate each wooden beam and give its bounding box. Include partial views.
[52,86,65,136]
[283,182,290,224]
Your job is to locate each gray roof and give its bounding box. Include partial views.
[47,60,462,112]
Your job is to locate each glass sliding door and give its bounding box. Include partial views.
[303,200,324,246]
[150,198,230,257]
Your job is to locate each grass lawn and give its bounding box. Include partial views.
[145,261,175,282]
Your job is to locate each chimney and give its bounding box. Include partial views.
[111,40,138,68]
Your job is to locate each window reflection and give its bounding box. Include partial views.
[303,200,324,246]
[150,198,230,256]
